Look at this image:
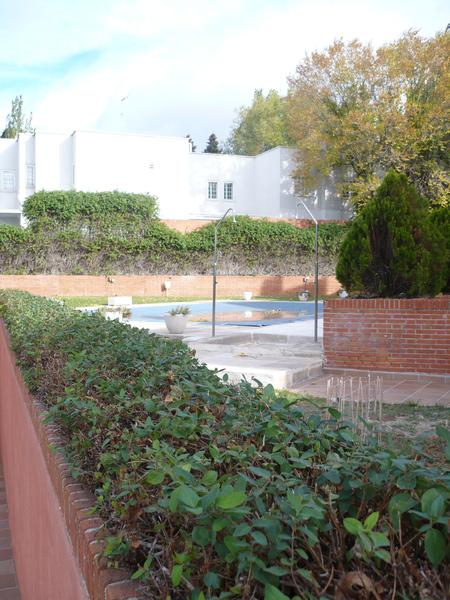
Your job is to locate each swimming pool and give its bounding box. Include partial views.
[128,300,323,327]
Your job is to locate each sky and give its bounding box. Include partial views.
[0,0,447,150]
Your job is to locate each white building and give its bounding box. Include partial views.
[0,130,351,226]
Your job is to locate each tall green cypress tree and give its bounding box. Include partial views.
[336,171,446,297]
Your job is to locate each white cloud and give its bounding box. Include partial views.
[0,0,445,144]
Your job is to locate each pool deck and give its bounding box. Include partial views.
[128,315,449,406]
[130,317,324,388]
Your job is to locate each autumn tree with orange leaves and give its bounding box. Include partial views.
[286,30,449,211]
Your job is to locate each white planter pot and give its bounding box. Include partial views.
[164,314,189,334]
[298,292,310,301]
[243,291,253,301]
[338,290,349,298]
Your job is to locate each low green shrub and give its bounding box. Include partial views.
[336,171,447,297]
[0,291,448,598]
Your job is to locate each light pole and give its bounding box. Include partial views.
[212,208,235,337]
[296,200,319,342]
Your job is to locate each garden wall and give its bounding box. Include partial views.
[0,274,340,298]
[0,323,143,600]
[324,298,450,375]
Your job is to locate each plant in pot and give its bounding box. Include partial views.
[164,305,191,334]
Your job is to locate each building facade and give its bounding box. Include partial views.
[0,130,352,226]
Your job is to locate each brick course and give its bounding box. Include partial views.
[0,323,144,600]
[323,298,450,375]
[0,274,340,298]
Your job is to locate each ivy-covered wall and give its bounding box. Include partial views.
[0,191,349,275]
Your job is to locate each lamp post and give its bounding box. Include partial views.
[212,208,235,337]
[296,200,319,342]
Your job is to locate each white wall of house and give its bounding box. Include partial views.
[188,153,253,218]
[0,130,351,225]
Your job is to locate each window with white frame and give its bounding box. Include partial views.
[0,170,16,192]
[26,165,35,188]
[224,182,233,200]
[208,181,218,199]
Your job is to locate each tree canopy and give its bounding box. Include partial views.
[227,89,291,155]
[1,95,35,138]
[204,133,221,153]
[286,30,449,210]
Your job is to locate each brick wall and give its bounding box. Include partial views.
[0,323,143,599]
[0,274,340,298]
[324,298,450,375]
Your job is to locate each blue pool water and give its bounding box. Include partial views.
[129,300,323,327]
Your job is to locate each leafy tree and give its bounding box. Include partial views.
[2,95,35,138]
[227,89,291,155]
[287,31,450,210]
[204,133,221,153]
[185,134,196,152]
[336,171,447,297]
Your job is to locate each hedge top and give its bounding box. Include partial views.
[23,190,159,224]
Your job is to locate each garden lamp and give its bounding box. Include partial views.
[212,208,235,337]
[296,200,319,342]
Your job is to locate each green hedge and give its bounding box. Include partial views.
[23,190,159,224]
[1,290,448,599]
[0,192,349,275]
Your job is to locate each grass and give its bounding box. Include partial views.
[54,295,308,308]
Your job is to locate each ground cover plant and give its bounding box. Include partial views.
[0,290,449,599]
[0,191,347,275]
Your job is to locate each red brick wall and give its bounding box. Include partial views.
[0,323,143,599]
[0,274,340,298]
[324,298,450,375]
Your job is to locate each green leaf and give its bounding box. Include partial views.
[233,523,251,537]
[264,584,290,600]
[252,530,268,546]
[343,517,363,535]
[145,470,164,485]
[216,491,247,510]
[264,566,289,576]
[212,517,229,532]
[204,571,220,589]
[171,564,183,586]
[192,526,209,547]
[421,488,446,518]
[177,485,200,508]
[388,492,416,530]
[436,425,450,443]
[374,548,391,563]
[324,469,341,484]
[424,528,446,567]
[370,531,390,548]
[201,470,218,486]
[249,466,272,478]
[364,512,379,531]
[396,473,417,490]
